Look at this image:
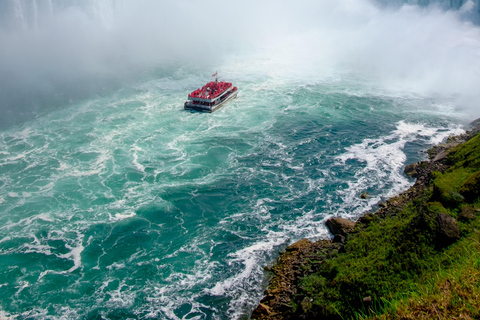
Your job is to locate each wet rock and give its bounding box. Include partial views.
[404,163,419,177]
[326,217,355,236]
[332,234,345,244]
[251,303,272,319]
[251,239,338,319]
[436,212,460,247]
[285,238,312,252]
[428,145,444,160]
[360,192,369,199]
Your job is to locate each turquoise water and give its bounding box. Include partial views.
[0,66,467,319]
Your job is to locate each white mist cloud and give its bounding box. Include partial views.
[0,0,479,125]
[220,1,480,116]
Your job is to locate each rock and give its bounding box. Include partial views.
[277,303,293,312]
[459,172,480,203]
[459,206,476,221]
[326,218,355,236]
[433,150,449,162]
[469,118,480,133]
[332,234,345,244]
[285,238,312,252]
[357,213,374,226]
[404,163,418,177]
[428,146,444,160]
[360,192,369,199]
[379,203,387,208]
[250,303,272,319]
[300,297,312,313]
[436,212,460,246]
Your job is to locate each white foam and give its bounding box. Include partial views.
[1,213,54,231]
[110,211,136,222]
[131,144,145,173]
[0,237,10,244]
[106,262,125,270]
[1,152,26,163]
[60,242,84,273]
[39,182,55,192]
[68,168,102,177]
[104,281,136,310]
[15,281,31,297]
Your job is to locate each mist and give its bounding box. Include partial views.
[1,0,480,128]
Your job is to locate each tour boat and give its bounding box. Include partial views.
[184,73,238,113]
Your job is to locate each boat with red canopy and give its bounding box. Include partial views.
[184,73,238,113]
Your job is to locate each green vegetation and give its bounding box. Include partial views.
[297,133,480,319]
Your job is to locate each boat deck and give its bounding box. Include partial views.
[184,89,238,113]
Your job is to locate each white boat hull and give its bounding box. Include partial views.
[184,90,238,113]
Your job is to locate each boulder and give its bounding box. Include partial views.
[326,217,355,237]
[357,213,375,226]
[433,150,449,162]
[332,234,345,244]
[469,118,480,134]
[459,206,476,221]
[285,238,312,252]
[436,212,460,246]
[459,172,480,203]
[404,163,419,177]
[360,192,369,199]
[250,303,272,319]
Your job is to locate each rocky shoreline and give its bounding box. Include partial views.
[250,119,480,320]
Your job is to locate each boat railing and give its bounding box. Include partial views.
[188,82,233,100]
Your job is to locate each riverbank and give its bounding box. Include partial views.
[251,119,480,319]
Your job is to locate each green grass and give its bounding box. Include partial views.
[366,234,480,320]
[448,134,480,171]
[295,133,480,319]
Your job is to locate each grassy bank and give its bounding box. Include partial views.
[295,133,480,319]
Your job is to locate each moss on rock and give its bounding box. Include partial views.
[459,171,480,203]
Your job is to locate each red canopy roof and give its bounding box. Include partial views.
[188,81,232,99]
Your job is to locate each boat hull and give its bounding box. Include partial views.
[184,91,238,113]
